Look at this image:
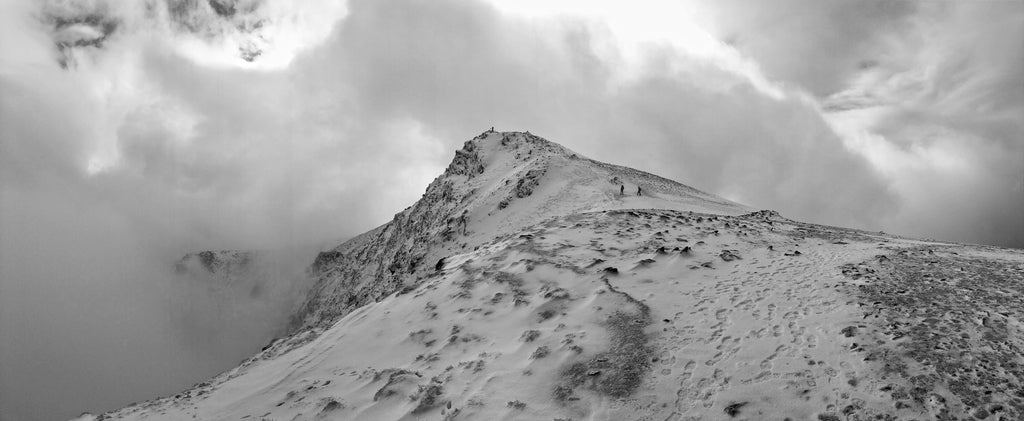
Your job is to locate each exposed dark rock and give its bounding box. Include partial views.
[446,141,486,178]
[840,326,858,338]
[724,402,747,417]
[719,250,741,262]
[514,169,545,198]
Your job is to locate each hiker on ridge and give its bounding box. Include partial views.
[637,186,642,196]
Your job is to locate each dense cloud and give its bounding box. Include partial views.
[822,2,1024,246]
[702,0,919,96]
[1,0,1021,419]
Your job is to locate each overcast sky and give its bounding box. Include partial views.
[1,0,1022,419]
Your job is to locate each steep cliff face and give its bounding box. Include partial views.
[289,131,748,332]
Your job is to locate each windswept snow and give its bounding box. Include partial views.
[78,132,1024,421]
[290,131,747,334]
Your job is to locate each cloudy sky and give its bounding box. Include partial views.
[1,0,1022,419]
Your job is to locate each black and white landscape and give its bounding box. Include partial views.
[1,1,1022,421]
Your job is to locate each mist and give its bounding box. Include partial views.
[0,183,321,421]
[2,0,1022,419]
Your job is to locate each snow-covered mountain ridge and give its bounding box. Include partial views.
[77,132,1024,421]
[290,131,748,333]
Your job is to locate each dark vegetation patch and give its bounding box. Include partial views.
[538,308,558,322]
[457,359,485,373]
[411,378,445,414]
[553,276,653,402]
[844,247,1024,419]
[493,272,530,306]
[563,311,652,398]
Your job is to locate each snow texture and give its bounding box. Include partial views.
[78,132,1024,421]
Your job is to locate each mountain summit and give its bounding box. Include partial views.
[79,132,1024,421]
[291,131,748,332]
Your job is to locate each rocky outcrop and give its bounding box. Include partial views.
[445,140,486,177]
[288,131,547,331]
[288,136,488,331]
[175,250,255,278]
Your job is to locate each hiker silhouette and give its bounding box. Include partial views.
[637,186,642,196]
[620,185,624,196]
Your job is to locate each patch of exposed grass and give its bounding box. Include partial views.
[553,308,653,401]
[846,247,1024,419]
[538,308,557,322]
[494,271,530,306]
[551,271,654,402]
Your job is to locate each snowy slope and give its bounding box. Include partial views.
[78,133,1024,421]
[290,131,748,333]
